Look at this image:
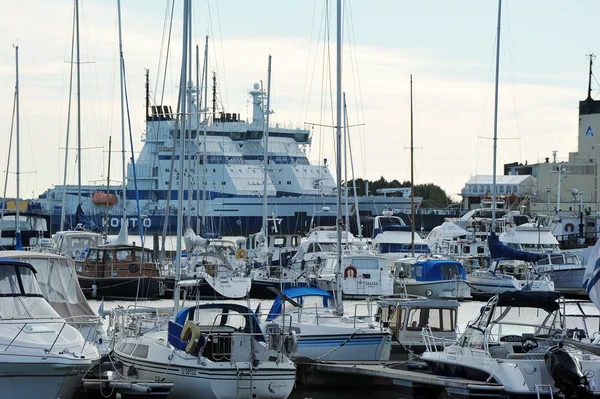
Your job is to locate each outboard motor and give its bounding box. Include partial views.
[545,343,593,398]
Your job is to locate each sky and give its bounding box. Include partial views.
[0,0,599,203]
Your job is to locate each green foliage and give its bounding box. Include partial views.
[345,176,458,209]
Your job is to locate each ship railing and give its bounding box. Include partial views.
[2,319,100,356]
[421,324,458,353]
[105,305,174,344]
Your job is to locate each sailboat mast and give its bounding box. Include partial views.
[201,36,209,227]
[60,9,76,232]
[410,74,415,257]
[262,55,272,245]
[491,0,502,231]
[185,1,193,229]
[117,0,127,233]
[105,136,112,239]
[343,92,349,245]
[75,0,82,205]
[335,0,344,315]
[195,45,200,233]
[15,46,20,239]
[174,0,190,315]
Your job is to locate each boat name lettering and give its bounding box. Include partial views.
[101,217,152,228]
[181,368,196,376]
[159,146,173,152]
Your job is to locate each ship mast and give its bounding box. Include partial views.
[262,55,272,252]
[14,45,21,249]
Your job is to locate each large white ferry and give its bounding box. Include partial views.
[30,77,418,236]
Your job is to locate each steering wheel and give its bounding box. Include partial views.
[521,337,538,352]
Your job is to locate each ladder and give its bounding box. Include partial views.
[534,384,554,399]
[236,367,254,399]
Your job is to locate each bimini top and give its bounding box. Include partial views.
[266,287,333,321]
[488,232,544,262]
[496,291,562,313]
[413,259,467,282]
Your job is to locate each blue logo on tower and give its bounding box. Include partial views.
[586,125,595,137]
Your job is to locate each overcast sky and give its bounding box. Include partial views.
[0,0,598,201]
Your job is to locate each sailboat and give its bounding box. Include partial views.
[113,4,296,398]
[263,0,392,361]
[74,0,164,299]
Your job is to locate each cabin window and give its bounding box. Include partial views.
[132,344,149,358]
[414,265,423,278]
[116,250,134,262]
[353,258,379,270]
[120,342,136,355]
[463,245,470,254]
[87,249,100,261]
[406,308,456,332]
[136,251,152,263]
[291,236,299,247]
[273,236,286,247]
[397,307,406,331]
[477,247,485,254]
[565,255,578,264]
[550,255,564,265]
[406,308,423,330]
[0,267,21,295]
[536,257,549,266]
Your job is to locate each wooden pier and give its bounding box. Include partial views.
[295,359,505,399]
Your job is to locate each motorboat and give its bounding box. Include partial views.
[371,210,429,266]
[288,207,356,273]
[426,221,490,270]
[501,222,586,295]
[315,252,394,299]
[1,250,107,355]
[421,291,600,398]
[0,257,99,398]
[263,287,392,361]
[392,257,472,300]
[377,295,460,360]
[75,243,167,299]
[50,229,104,260]
[113,301,296,399]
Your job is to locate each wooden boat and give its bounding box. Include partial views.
[75,244,168,299]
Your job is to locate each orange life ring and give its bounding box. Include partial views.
[344,265,357,279]
[565,223,575,233]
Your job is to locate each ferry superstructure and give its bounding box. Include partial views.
[30,80,418,236]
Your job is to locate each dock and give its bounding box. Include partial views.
[295,359,505,399]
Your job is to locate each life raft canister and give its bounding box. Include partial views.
[344,265,357,279]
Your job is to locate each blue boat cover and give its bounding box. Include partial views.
[266,287,333,322]
[488,232,544,262]
[413,259,467,282]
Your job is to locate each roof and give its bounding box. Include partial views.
[465,175,535,185]
[496,291,562,312]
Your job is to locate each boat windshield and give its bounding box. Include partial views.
[0,265,60,320]
[298,295,335,310]
[63,235,103,251]
[379,217,404,228]
[486,305,562,339]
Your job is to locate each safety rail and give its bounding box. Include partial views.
[421,325,457,353]
[1,319,99,356]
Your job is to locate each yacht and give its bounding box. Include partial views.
[0,257,99,398]
[501,222,586,296]
[264,287,392,361]
[392,256,472,300]
[114,301,296,399]
[371,210,429,266]
[421,291,600,398]
[51,229,104,260]
[315,252,394,299]
[426,221,490,271]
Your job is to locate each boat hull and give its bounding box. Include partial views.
[295,332,392,361]
[249,278,309,299]
[400,280,472,300]
[549,267,586,296]
[0,353,92,399]
[116,353,295,399]
[78,275,165,299]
